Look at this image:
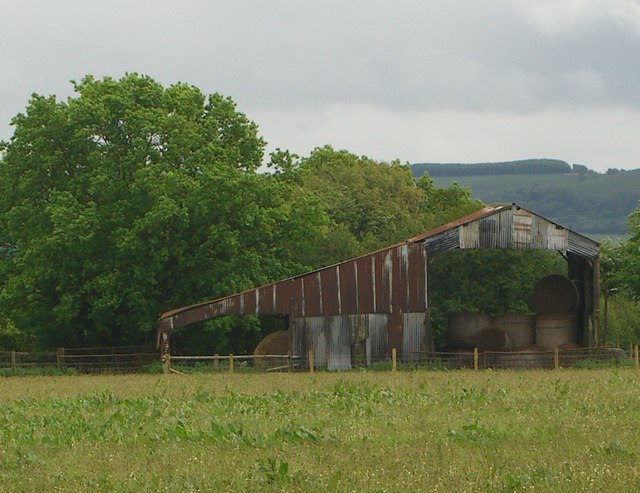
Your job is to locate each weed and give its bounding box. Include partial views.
[255,457,290,485]
[446,422,497,446]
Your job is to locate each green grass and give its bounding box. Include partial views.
[2,370,640,492]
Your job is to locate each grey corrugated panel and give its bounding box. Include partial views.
[568,231,599,259]
[402,312,426,363]
[308,317,328,369]
[290,317,307,366]
[366,314,389,365]
[423,228,459,255]
[291,317,328,369]
[327,316,352,370]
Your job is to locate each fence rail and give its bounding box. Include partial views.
[0,346,159,374]
[0,344,634,375]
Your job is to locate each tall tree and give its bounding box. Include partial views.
[271,145,483,269]
[0,74,319,348]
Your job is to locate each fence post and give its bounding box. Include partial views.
[473,347,479,371]
[308,349,315,373]
[213,353,219,371]
[56,347,64,369]
[554,348,560,369]
[391,348,397,372]
[287,351,292,372]
[635,345,639,370]
[229,353,234,373]
[10,350,16,373]
[160,333,171,374]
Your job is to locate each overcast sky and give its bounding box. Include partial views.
[2,0,639,171]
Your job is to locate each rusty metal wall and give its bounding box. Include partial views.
[160,242,428,332]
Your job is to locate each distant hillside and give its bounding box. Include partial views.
[411,160,640,236]
[413,159,572,177]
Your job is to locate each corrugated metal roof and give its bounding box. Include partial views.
[158,203,599,331]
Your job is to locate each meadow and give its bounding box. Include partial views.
[1,369,639,492]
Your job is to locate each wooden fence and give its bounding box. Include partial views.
[0,344,634,375]
[0,346,159,374]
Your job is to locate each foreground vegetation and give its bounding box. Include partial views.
[1,370,639,492]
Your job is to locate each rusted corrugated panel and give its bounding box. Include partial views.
[275,279,292,313]
[339,262,358,314]
[406,244,427,312]
[320,266,340,315]
[224,296,241,315]
[240,290,256,315]
[389,247,406,308]
[402,312,425,363]
[257,285,274,315]
[373,250,390,313]
[327,316,352,370]
[355,256,374,313]
[290,278,304,316]
[303,271,322,316]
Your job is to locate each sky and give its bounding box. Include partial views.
[2,0,640,172]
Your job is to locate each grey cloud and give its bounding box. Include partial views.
[1,0,639,171]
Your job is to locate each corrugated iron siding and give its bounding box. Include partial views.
[365,314,389,364]
[161,242,428,331]
[458,208,569,252]
[159,204,599,343]
[402,312,426,362]
[291,313,423,368]
[568,231,599,259]
[424,228,459,255]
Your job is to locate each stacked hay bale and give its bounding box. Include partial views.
[532,275,579,350]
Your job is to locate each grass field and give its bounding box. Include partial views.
[2,370,640,492]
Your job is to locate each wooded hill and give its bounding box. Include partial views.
[411,159,640,237]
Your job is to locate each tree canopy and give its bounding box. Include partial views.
[0,74,487,352]
[0,74,322,348]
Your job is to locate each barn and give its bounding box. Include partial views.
[157,203,600,369]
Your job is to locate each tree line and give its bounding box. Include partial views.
[412,159,572,177]
[0,74,483,352]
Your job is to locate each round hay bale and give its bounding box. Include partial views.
[253,330,290,370]
[532,275,578,314]
[535,314,578,349]
[447,312,492,349]
[474,327,509,351]
[491,313,535,349]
